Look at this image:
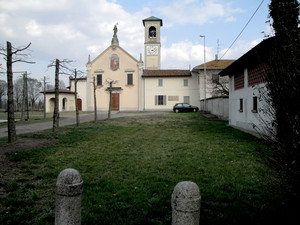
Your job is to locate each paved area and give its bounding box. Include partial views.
[0,111,170,138]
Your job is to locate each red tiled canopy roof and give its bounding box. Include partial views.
[142,69,191,78]
[42,89,75,94]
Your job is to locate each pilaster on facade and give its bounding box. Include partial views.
[86,61,92,111]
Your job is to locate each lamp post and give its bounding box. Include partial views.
[200,35,207,112]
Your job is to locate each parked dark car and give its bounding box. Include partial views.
[173,103,199,113]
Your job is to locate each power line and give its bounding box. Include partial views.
[219,0,265,60]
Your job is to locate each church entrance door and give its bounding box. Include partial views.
[77,99,82,111]
[111,93,119,111]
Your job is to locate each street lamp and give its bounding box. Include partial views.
[200,35,207,112]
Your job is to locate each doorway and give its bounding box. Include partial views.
[111,93,119,111]
[77,98,82,111]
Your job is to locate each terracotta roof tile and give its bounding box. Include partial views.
[142,69,191,77]
[193,59,235,72]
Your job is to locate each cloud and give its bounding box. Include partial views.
[157,0,243,26]
[0,0,69,11]
[0,13,15,38]
[26,20,43,37]
[161,41,214,69]
[161,38,264,70]
[219,38,263,59]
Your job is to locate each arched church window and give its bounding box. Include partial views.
[149,26,156,38]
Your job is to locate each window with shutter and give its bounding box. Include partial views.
[155,95,166,105]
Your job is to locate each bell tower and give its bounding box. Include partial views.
[143,16,163,70]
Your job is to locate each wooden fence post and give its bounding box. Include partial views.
[55,168,83,225]
[171,181,201,225]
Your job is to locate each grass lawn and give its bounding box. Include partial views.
[0,113,297,225]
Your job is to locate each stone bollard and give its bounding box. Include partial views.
[171,181,201,225]
[55,168,83,225]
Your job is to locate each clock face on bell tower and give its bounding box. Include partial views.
[143,16,163,70]
[146,45,158,55]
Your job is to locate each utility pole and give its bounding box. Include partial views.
[200,35,207,112]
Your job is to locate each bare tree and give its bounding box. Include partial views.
[0,80,7,109]
[42,76,48,119]
[73,69,84,127]
[46,83,54,90]
[211,75,229,96]
[106,79,118,119]
[13,77,23,112]
[0,65,7,109]
[53,59,59,132]
[27,77,42,109]
[59,80,66,89]
[0,41,34,142]
[48,59,73,132]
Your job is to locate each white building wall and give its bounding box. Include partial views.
[45,93,75,113]
[144,76,199,110]
[228,70,273,136]
[70,79,87,111]
[201,97,229,119]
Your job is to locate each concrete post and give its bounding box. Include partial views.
[55,168,83,225]
[171,181,201,225]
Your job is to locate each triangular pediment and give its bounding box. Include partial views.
[89,45,139,65]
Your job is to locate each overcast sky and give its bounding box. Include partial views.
[0,0,272,85]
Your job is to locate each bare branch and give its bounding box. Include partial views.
[75,69,85,76]
[1,42,35,64]
[47,59,75,75]
[12,59,36,64]
[11,42,32,55]
[105,79,118,85]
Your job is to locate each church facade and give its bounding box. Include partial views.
[82,16,200,112]
[85,24,143,111]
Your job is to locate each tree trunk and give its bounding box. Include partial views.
[93,76,97,123]
[6,41,17,143]
[108,81,112,119]
[74,69,80,127]
[53,59,60,132]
